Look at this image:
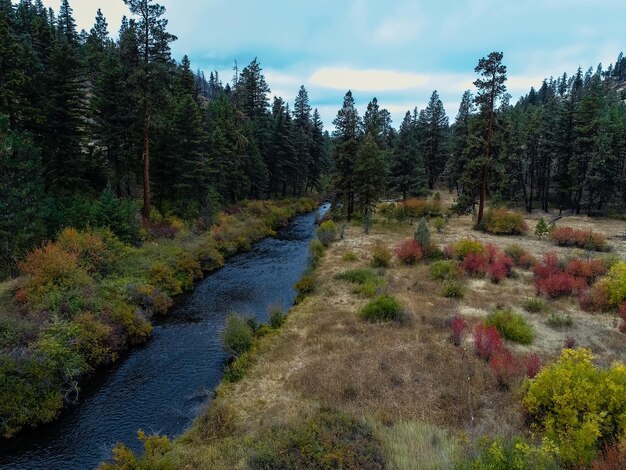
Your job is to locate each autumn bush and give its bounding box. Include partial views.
[453,239,487,260]
[604,261,626,307]
[473,325,503,361]
[395,238,424,265]
[550,226,608,251]
[450,315,467,346]
[534,252,587,298]
[395,198,443,219]
[479,208,529,235]
[524,349,626,465]
[370,241,392,268]
[462,252,488,276]
[489,349,522,388]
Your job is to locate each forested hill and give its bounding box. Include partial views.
[0,0,331,277]
[1,0,626,278]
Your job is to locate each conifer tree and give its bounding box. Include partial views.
[332,91,361,220]
[473,52,507,223]
[391,111,425,199]
[123,0,177,220]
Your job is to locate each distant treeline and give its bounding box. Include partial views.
[0,0,331,276]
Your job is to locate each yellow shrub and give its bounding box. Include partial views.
[148,262,182,295]
[524,348,626,465]
[604,261,626,307]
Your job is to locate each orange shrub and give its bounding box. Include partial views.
[550,226,608,251]
[565,259,608,284]
[395,239,424,265]
[395,198,443,219]
[480,209,528,235]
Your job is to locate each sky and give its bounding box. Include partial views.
[40,0,626,130]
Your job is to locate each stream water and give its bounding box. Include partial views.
[0,205,328,469]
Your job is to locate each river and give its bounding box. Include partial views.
[0,205,328,469]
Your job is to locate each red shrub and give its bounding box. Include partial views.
[443,244,454,260]
[565,258,608,284]
[489,349,522,388]
[450,315,467,346]
[488,260,509,283]
[463,252,488,276]
[473,325,503,361]
[525,353,542,378]
[14,288,28,304]
[550,226,607,251]
[536,272,578,298]
[585,441,626,470]
[486,244,499,263]
[620,302,626,321]
[620,321,626,335]
[533,252,561,280]
[395,239,424,265]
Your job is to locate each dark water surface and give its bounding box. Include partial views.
[0,206,328,470]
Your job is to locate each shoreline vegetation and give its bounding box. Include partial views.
[100,196,626,469]
[0,197,318,439]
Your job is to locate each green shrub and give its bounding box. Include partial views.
[414,217,431,247]
[433,217,446,233]
[316,220,338,246]
[547,312,573,329]
[360,294,406,323]
[309,239,324,265]
[370,241,392,268]
[336,268,386,298]
[223,350,253,383]
[294,273,316,303]
[504,244,525,264]
[457,437,560,470]
[342,251,358,262]
[524,348,626,465]
[523,298,546,313]
[485,308,534,344]
[441,280,465,298]
[221,314,254,356]
[430,260,461,281]
[100,430,172,470]
[269,308,286,329]
[480,208,528,235]
[249,409,386,469]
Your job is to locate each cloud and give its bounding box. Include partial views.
[310,68,427,92]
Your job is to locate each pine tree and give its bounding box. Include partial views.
[448,90,475,193]
[0,115,44,277]
[391,111,425,199]
[293,85,312,194]
[332,91,361,220]
[421,90,449,189]
[473,52,507,223]
[354,133,388,232]
[123,0,177,220]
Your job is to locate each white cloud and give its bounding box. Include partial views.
[310,68,427,91]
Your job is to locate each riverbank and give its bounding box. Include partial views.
[0,198,318,439]
[100,199,626,469]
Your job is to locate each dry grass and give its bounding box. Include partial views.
[162,200,626,468]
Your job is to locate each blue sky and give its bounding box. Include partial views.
[42,0,625,129]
